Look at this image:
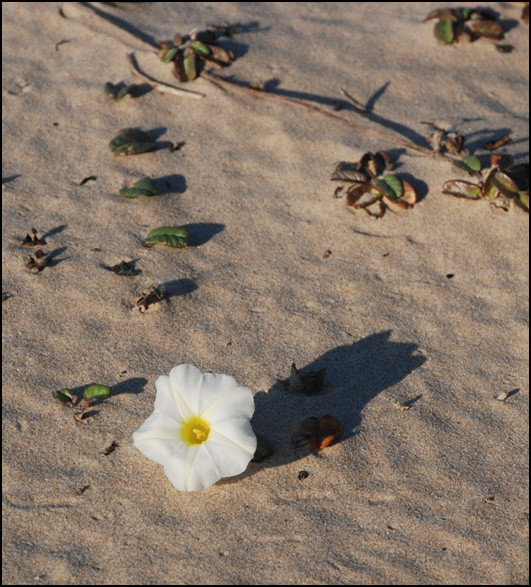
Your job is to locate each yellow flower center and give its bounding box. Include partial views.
[181,416,211,445]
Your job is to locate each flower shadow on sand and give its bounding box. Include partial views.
[239,330,427,478]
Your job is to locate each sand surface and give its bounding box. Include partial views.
[2,2,529,584]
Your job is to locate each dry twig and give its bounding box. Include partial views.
[200,71,435,157]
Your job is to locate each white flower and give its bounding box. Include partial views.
[133,364,257,492]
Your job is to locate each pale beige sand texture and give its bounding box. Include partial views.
[2,2,529,584]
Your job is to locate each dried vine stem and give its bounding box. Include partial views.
[200,71,436,157]
[70,3,442,158]
[126,53,205,99]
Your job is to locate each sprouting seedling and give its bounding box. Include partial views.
[157,25,238,82]
[424,7,504,44]
[74,385,112,421]
[104,81,135,100]
[53,385,111,420]
[331,151,417,218]
[442,155,529,212]
[136,283,165,312]
[143,226,189,248]
[119,176,158,198]
[27,249,51,272]
[53,388,75,406]
[106,260,139,276]
[21,228,46,247]
[109,128,157,156]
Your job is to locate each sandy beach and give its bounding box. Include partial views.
[2,2,529,584]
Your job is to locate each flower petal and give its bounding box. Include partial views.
[203,385,255,422]
[169,364,203,417]
[210,419,257,455]
[173,444,223,492]
[133,424,185,469]
[197,372,241,414]
[205,426,256,478]
[153,375,186,422]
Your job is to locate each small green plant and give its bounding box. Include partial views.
[104,81,135,100]
[331,151,418,218]
[157,25,239,82]
[442,155,529,212]
[109,128,157,156]
[53,384,112,421]
[119,177,158,198]
[424,7,504,44]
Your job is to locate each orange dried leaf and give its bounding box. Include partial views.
[298,415,342,450]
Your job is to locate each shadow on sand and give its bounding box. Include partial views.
[232,330,427,481]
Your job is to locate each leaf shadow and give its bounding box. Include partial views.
[2,175,21,184]
[48,246,69,267]
[155,174,187,195]
[181,223,225,247]
[397,172,430,203]
[43,225,68,239]
[160,278,198,300]
[240,330,427,477]
[111,377,148,397]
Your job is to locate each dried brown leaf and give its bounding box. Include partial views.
[298,415,342,450]
[484,134,512,151]
[290,363,326,395]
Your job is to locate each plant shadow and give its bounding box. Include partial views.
[155,174,187,195]
[180,223,225,247]
[237,330,426,478]
[79,1,159,47]
[160,278,198,300]
[48,246,69,267]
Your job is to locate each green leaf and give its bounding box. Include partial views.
[442,180,482,199]
[434,19,455,44]
[190,41,212,56]
[104,82,134,100]
[454,7,473,21]
[516,191,529,212]
[183,51,197,81]
[381,174,404,199]
[489,170,520,199]
[119,177,158,198]
[161,46,180,63]
[144,227,189,248]
[53,388,74,404]
[375,176,410,208]
[453,155,482,175]
[109,128,156,156]
[83,385,111,401]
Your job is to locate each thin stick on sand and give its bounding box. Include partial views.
[71,3,442,157]
[339,86,372,113]
[200,71,435,157]
[126,53,205,99]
